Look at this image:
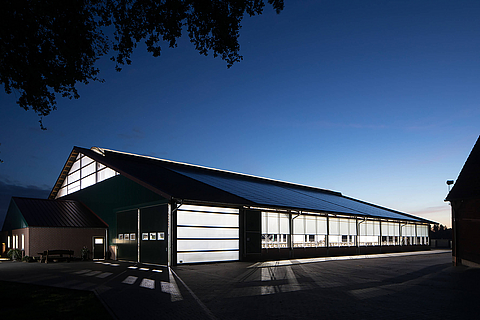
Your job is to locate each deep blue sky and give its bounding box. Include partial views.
[1,0,479,227]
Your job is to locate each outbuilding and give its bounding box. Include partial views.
[3,146,433,265]
[445,135,480,267]
[1,197,108,260]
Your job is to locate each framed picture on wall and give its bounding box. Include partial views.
[130,233,136,241]
[150,232,156,240]
[124,233,130,240]
[142,233,149,240]
[158,232,165,240]
[119,234,124,240]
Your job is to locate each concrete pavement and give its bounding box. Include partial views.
[1,250,478,320]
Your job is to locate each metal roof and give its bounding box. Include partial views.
[12,197,108,228]
[446,135,480,201]
[50,146,433,223]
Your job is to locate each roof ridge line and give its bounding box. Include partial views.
[91,146,341,196]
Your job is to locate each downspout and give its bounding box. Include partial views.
[400,224,406,247]
[290,212,302,258]
[357,218,366,254]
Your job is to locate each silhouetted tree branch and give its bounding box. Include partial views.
[0,0,284,128]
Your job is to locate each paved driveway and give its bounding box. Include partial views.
[1,250,478,320]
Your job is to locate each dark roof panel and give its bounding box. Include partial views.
[53,146,431,223]
[446,135,480,201]
[12,197,108,228]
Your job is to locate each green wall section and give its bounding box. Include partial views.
[63,175,167,246]
[2,200,28,231]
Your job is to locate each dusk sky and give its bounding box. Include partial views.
[1,0,479,227]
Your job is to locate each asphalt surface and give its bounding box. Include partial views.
[1,250,478,320]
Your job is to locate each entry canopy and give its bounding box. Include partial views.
[50,146,434,223]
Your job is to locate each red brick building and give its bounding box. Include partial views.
[446,135,480,267]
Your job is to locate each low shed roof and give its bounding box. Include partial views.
[11,197,108,228]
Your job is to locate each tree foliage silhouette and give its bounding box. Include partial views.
[0,0,284,128]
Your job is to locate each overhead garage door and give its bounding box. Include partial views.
[177,205,239,264]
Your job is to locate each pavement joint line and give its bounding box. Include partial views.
[170,267,217,319]
[249,250,451,268]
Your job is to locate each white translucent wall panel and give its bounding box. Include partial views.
[177,239,239,251]
[68,170,80,184]
[262,212,268,233]
[81,162,95,177]
[180,204,238,214]
[177,251,239,264]
[97,167,116,182]
[81,156,94,167]
[382,222,400,236]
[279,213,289,234]
[349,220,357,235]
[266,212,279,234]
[293,216,305,234]
[403,225,416,236]
[417,225,429,236]
[68,181,80,192]
[177,211,238,227]
[177,227,239,239]
[81,173,96,189]
[360,221,380,236]
[71,158,81,172]
[329,218,340,235]
[306,216,316,234]
[56,153,118,199]
[317,217,327,234]
[57,187,67,198]
[339,219,349,234]
[177,205,239,264]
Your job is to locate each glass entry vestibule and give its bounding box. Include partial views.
[261,211,429,249]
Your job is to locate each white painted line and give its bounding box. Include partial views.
[84,271,103,276]
[169,268,215,319]
[110,263,120,266]
[128,266,138,269]
[122,276,138,284]
[168,269,183,302]
[96,272,113,279]
[140,278,155,289]
[152,269,163,273]
[139,268,149,271]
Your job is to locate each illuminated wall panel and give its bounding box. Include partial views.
[56,153,118,198]
[177,205,239,264]
[177,251,239,264]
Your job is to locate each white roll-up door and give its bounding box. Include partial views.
[177,205,239,264]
